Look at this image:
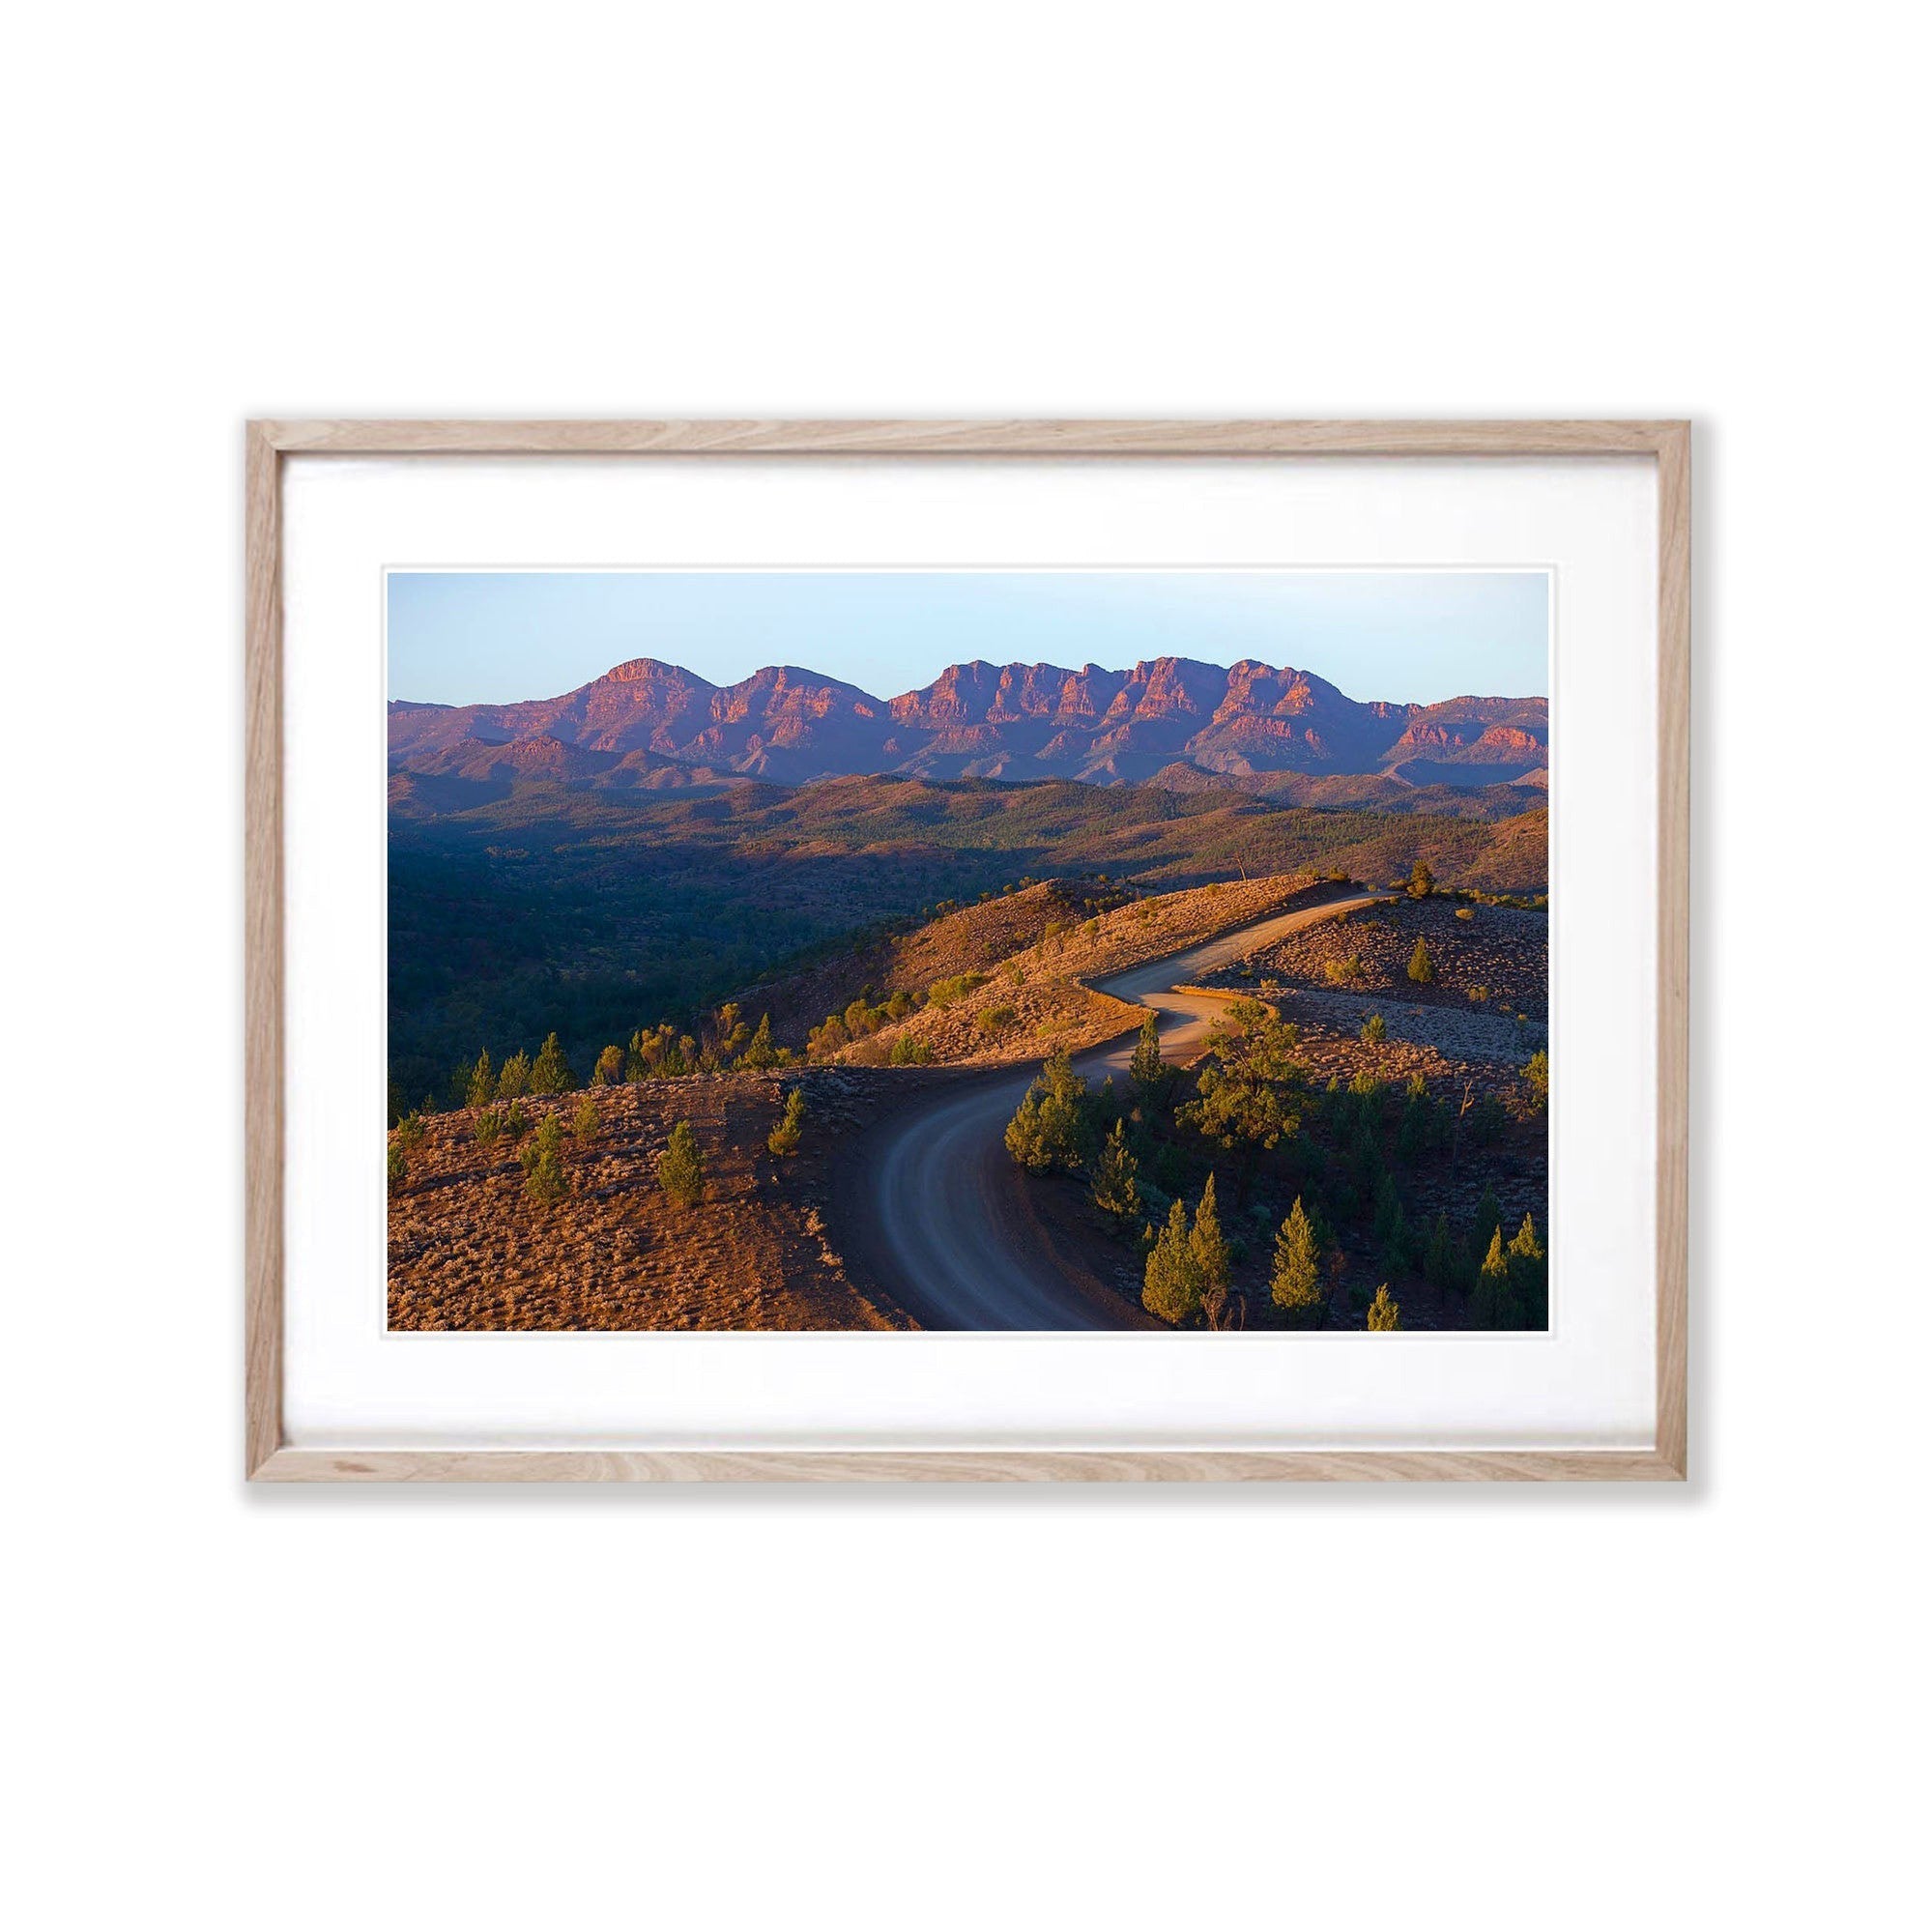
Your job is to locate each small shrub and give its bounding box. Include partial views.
[519,1115,568,1204]
[572,1094,601,1143]
[1325,953,1367,987]
[502,1100,532,1141]
[496,1051,531,1100]
[767,1088,805,1157]
[1523,1049,1550,1111]
[386,1141,408,1189]
[976,1004,1017,1036]
[1455,906,1476,922]
[927,972,988,1009]
[1361,1012,1388,1044]
[1406,938,1435,985]
[393,1110,426,1151]
[657,1120,705,1207]
[888,1035,933,1066]
[1366,1284,1400,1330]
[474,1106,505,1148]
[593,1045,624,1086]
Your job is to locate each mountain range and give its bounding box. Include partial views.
[389,655,1548,793]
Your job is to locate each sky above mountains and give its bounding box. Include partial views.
[387,568,1549,708]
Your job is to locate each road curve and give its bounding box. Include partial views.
[845,887,1394,1330]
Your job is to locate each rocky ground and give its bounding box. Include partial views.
[1216,894,1546,1023]
[387,1069,911,1330]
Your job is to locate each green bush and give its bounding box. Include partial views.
[520,1115,568,1204]
[657,1119,705,1207]
[1361,1012,1388,1044]
[1271,1196,1324,1327]
[976,1004,1017,1035]
[1366,1284,1400,1330]
[572,1094,601,1143]
[1406,938,1435,985]
[531,1032,574,1095]
[767,1088,806,1157]
[387,1141,408,1189]
[927,972,988,1009]
[888,1035,933,1066]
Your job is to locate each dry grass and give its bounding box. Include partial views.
[832,872,1347,1068]
[387,1072,911,1330]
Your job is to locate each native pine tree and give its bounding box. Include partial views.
[1366,1283,1401,1330]
[1508,1212,1547,1328]
[1271,1195,1325,1327]
[766,1087,805,1157]
[496,1051,531,1100]
[1004,1048,1090,1173]
[465,1048,496,1110]
[1424,1211,1456,1288]
[657,1119,705,1207]
[1407,937,1435,984]
[593,1045,625,1086]
[1180,998,1305,1159]
[531,1032,574,1095]
[1189,1175,1231,1323]
[1142,1197,1203,1324]
[1522,1048,1549,1112]
[520,1114,568,1204]
[1407,858,1435,899]
[1471,1183,1503,1257]
[572,1093,600,1143]
[1129,1012,1169,1100]
[739,1013,779,1070]
[1470,1226,1513,1329]
[387,1140,408,1189]
[1089,1118,1142,1226]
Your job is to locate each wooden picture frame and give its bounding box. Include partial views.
[246,418,1688,1483]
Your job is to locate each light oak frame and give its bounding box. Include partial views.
[245,419,1689,1483]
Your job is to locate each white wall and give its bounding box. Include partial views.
[8,5,1923,1928]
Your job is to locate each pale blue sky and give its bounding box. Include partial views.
[387,570,1548,707]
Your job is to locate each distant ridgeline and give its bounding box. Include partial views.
[388,654,1548,793]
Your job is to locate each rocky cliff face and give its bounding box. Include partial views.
[390,655,1548,789]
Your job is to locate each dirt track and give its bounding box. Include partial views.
[834,888,1393,1330]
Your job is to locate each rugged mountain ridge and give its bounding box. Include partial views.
[389,654,1547,790]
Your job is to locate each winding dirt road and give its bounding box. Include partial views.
[838,886,1393,1329]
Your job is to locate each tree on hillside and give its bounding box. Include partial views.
[1407,859,1435,899]
[1271,1196,1325,1327]
[1407,937,1435,984]
[1189,1175,1231,1325]
[387,1141,408,1190]
[1089,1118,1141,1227]
[1470,1226,1514,1329]
[1366,1284,1401,1330]
[593,1045,624,1086]
[657,1119,705,1207]
[520,1114,568,1204]
[496,1051,531,1100]
[1522,1048,1549,1112]
[1129,1012,1169,1099]
[1508,1212,1547,1329]
[1180,997,1306,1163]
[1142,1198,1203,1325]
[531,1032,574,1095]
[1361,1012,1388,1044]
[1471,1184,1503,1257]
[1004,1047,1091,1173]
[766,1087,805,1157]
[465,1049,495,1110]
[1424,1211,1456,1289]
[572,1093,601,1143]
[739,1013,779,1070]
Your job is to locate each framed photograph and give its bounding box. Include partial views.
[246,419,1688,1481]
